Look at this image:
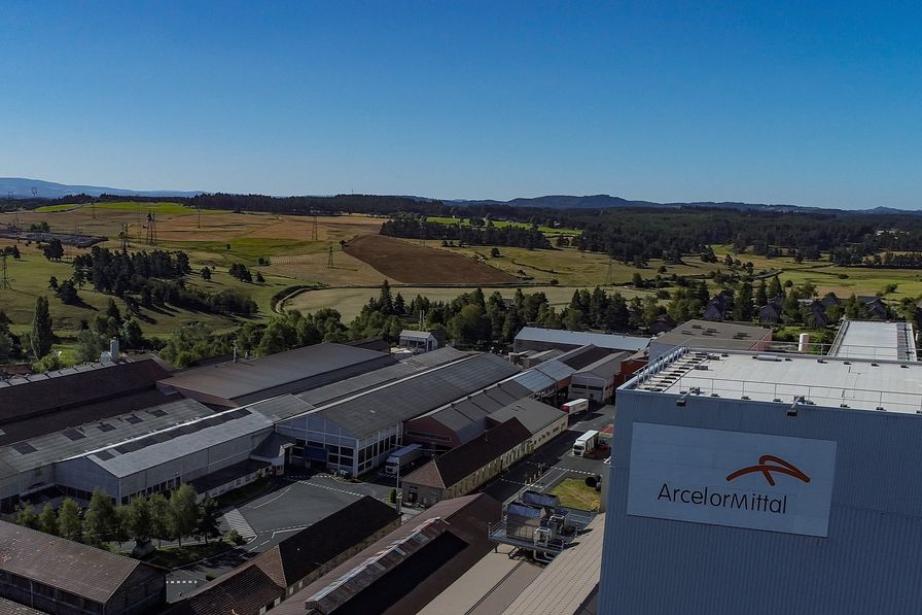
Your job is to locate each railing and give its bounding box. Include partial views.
[664,373,922,414]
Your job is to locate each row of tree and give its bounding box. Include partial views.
[14,485,220,549]
[381,214,552,249]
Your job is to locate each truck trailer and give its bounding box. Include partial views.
[384,443,423,476]
[561,398,590,415]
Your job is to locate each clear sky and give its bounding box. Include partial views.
[2,1,921,208]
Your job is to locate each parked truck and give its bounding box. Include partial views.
[561,398,590,415]
[384,443,424,476]
[572,430,600,457]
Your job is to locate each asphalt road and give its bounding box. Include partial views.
[484,403,614,505]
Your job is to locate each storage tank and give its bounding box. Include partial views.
[798,332,810,353]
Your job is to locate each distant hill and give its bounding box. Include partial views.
[448,194,822,212]
[0,177,201,199]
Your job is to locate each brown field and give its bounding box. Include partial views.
[343,235,518,284]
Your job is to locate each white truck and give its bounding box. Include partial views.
[572,430,600,457]
[384,443,423,476]
[561,398,590,415]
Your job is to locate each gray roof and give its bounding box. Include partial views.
[297,347,469,407]
[159,343,392,402]
[0,520,157,604]
[0,398,213,481]
[81,408,274,478]
[515,327,649,352]
[574,351,630,380]
[305,353,520,439]
[652,319,771,351]
[399,329,435,340]
[488,398,566,436]
[829,319,918,362]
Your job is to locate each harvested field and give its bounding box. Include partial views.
[343,234,518,284]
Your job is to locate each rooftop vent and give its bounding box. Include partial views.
[754,355,782,362]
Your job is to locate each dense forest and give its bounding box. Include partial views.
[380,214,552,249]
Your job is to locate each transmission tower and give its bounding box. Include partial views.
[145,212,157,245]
[1,253,10,289]
[606,256,614,286]
[120,224,129,253]
[197,206,202,229]
[327,245,334,268]
[312,215,319,241]
[30,187,37,198]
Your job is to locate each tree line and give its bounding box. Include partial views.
[14,485,223,550]
[380,214,552,249]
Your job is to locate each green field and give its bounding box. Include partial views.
[425,215,582,236]
[35,201,203,215]
[549,478,601,511]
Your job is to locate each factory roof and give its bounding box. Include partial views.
[159,343,392,404]
[399,329,436,340]
[573,351,630,380]
[501,513,605,615]
[651,319,771,351]
[304,353,520,439]
[0,397,213,481]
[276,494,500,615]
[82,407,273,478]
[404,419,531,489]
[296,347,469,407]
[487,399,566,436]
[0,359,172,444]
[632,348,922,414]
[0,597,47,615]
[558,344,616,370]
[829,319,917,362]
[515,327,649,352]
[168,497,399,615]
[0,521,159,604]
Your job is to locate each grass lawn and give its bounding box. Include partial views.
[36,201,202,216]
[144,540,233,569]
[549,477,601,511]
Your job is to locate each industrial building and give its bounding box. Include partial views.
[513,327,649,354]
[0,521,165,615]
[158,343,396,407]
[274,352,520,476]
[273,493,501,615]
[828,318,917,361]
[401,418,532,507]
[165,497,399,615]
[567,351,632,403]
[647,319,772,362]
[600,347,922,614]
[398,329,442,353]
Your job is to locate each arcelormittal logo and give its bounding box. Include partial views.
[725,455,811,487]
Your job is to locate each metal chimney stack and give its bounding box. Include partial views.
[109,338,120,362]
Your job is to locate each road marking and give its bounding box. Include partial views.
[297,480,365,498]
[222,508,256,540]
[247,486,291,509]
[271,526,307,538]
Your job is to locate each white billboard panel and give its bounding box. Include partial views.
[627,423,836,537]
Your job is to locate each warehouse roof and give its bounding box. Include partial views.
[558,344,616,370]
[502,513,605,615]
[515,327,649,352]
[0,359,171,443]
[399,329,436,340]
[0,397,213,481]
[487,399,566,436]
[0,521,159,604]
[277,494,500,615]
[0,597,47,615]
[82,407,273,478]
[829,319,917,362]
[303,353,520,439]
[651,319,771,351]
[404,419,531,489]
[632,348,922,414]
[574,351,630,380]
[296,347,469,407]
[159,343,393,404]
[168,497,398,615]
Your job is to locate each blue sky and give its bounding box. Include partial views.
[2,1,921,208]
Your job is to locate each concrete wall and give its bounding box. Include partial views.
[599,386,922,615]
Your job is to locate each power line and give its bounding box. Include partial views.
[1,253,10,289]
[327,245,334,268]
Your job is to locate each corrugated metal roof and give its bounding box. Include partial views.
[515,327,649,352]
[305,354,519,439]
[0,398,213,480]
[82,409,274,478]
[487,399,566,436]
[160,343,392,402]
[0,521,154,603]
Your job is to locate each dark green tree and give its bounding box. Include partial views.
[29,296,55,359]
